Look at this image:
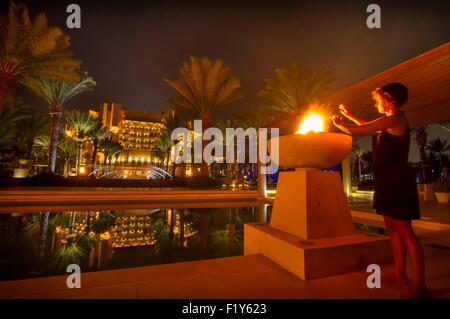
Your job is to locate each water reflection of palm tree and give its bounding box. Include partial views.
[150,216,172,255]
[178,210,185,257]
[198,210,210,257]
[30,211,116,273]
[228,208,237,251]
[0,214,35,278]
[35,212,50,273]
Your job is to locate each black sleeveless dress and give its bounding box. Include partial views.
[373,117,420,220]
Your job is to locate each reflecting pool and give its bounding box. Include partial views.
[0,204,386,281]
[0,205,271,281]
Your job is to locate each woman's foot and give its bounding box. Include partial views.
[401,286,428,299]
[381,272,409,285]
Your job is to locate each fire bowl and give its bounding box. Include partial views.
[269,132,352,169]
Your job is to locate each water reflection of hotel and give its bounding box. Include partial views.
[51,209,197,268]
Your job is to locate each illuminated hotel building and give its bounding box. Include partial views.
[90,102,166,178]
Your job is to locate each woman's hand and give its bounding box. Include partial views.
[337,103,368,125]
[330,114,344,126]
[339,104,353,118]
[331,114,351,134]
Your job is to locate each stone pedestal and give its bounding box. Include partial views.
[245,169,392,280]
[270,169,356,239]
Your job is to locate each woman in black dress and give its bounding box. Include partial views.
[331,83,427,298]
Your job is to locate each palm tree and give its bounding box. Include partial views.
[43,211,116,271]
[87,123,110,172]
[161,106,196,177]
[426,138,450,178]
[65,110,97,175]
[216,119,240,178]
[169,105,197,177]
[34,211,51,273]
[413,126,428,183]
[58,137,77,176]
[154,131,172,172]
[17,111,48,159]
[0,1,81,111]
[100,137,121,176]
[258,63,333,114]
[32,133,75,175]
[0,98,28,153]
[23,73,96,174]
[360,151,374,180]
[165,56,244,176]
[34,134,51,152]
[438,121,450,132]
[352,145,364,182]
[238,105,274,182]
[238,105,274,130]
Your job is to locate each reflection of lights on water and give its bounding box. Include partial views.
[296,113,325,134]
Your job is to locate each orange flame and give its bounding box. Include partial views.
[296,113,325,134]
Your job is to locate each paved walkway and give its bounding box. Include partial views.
[1,229,449,299]
[349,195,450,224]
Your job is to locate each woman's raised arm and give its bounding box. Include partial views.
[331,115,405,137]
[339,104,368,125]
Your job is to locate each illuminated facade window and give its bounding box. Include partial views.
[90,103,166,179]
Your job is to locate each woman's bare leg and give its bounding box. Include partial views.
[382,216,408,284]
[393,219,427,298]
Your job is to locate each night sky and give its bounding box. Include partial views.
[6,0,450,160]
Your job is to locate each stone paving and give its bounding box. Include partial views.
[1,229,449,299]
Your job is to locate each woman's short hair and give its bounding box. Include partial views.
[372,82,409,108]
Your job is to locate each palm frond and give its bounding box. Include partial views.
[48,243,87,271]
[438,121,450,132]
[91,212,116,233]
[87,122,110,142]
[65,109,98,138]
[100,137,122,162]
[165,56,243,117]
[0,2,80,85]
[22,71,95,106]
[258,63,334,113]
